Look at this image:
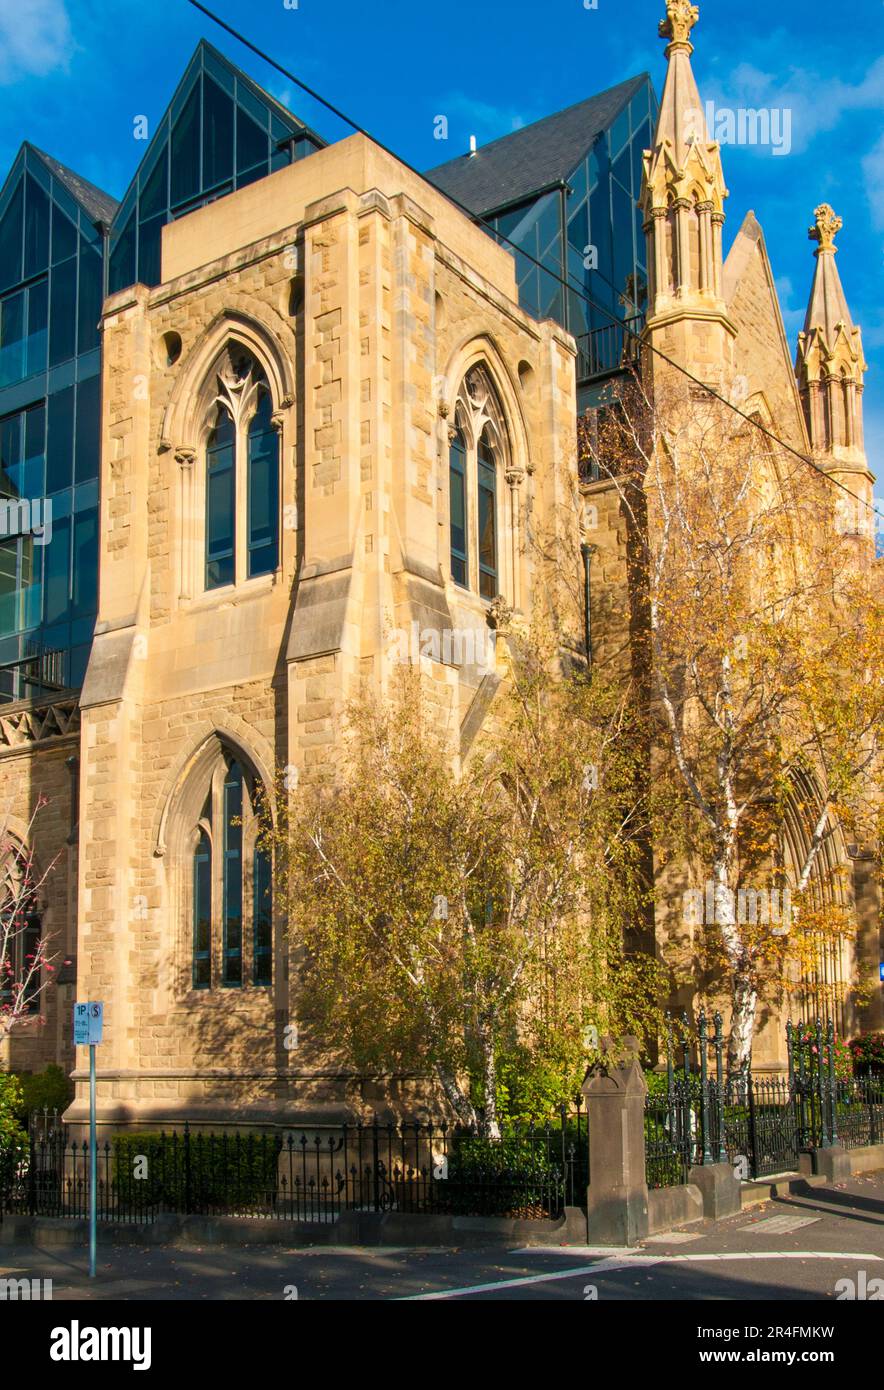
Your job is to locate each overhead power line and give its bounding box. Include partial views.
[185,0,882,532]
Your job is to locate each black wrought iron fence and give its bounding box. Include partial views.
[1,1107,588,1225]
[644,1013,884,1187]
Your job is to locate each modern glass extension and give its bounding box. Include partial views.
[108,41,324,296]
[428,76,659,408]
[0,40,324,702]
[0,144,107,699]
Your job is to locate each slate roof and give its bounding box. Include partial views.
[425,74,649,217]
[27,144,120,227]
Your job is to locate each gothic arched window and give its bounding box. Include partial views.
[448,365,507,600]
[189,749,272,991]
[202,347,280,592]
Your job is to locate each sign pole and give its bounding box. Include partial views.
[74,1000,104,1281]
[89,1040,97,1279]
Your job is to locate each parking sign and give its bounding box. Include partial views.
[74,1001,104,1046]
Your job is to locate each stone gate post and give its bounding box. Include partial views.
[581,1035,649,1245]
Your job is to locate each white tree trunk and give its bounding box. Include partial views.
[712,855,757,1074]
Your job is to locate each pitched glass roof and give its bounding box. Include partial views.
[426,74,650,216]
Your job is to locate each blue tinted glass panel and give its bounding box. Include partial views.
[610,107,630,157]
[139,145,168,220]
[43,513,71,623]
[206,410,235,589]
[632,121,651,200]
[109,213,136,294]
[49,257,77,367]
[77,243,102,354]
[46,386,74,493]
[68,642,89,688]
[0,182,24,293]
[193,829,212,989]
[253,847,272,986]
[612,179,635,307]
[51,204,78,266]
[247,392,278,577]
[449,431,467,587]
[236,104,268,176]
[0,291,25,388]
[24,177,50,279]
[75,374,100,483]
[568,201,589,256]
[24,405,45,496]
[27,278,48,377]
[613,145,632,198]
[170,80,202,208]
[137,214,164,287]
[478,433,497,600]
[203,76,234,187]
[0,414,21,496]
[71,507,97,618]
[222,763,243,987]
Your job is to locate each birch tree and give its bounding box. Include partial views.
[267,631,662,1138]
[590,374,883,1072]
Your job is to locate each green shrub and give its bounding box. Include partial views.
[432,1133,565,1217]
[112,1131,282,1211]
[0,1073,25,1148]
[17,1064,73,1120]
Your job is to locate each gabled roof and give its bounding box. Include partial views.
[109,38,326,232]
[426,73,650,216]
[25,144,119,226]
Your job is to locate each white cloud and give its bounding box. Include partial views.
[0,0,74,85]
[705,55,884,156]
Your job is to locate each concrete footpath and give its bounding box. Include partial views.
[0,1170,882,1301]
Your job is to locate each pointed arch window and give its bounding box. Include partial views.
[201,347,280,593]
[477,429,498,599]
[188,748,272,991]
[448,429,468,586]
[247,390,280,578]
[206,409,236,589]
[192,827,212,990]
[448,365,508,600]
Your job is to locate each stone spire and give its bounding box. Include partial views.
[640,2,735,370]
[796,205,873,537]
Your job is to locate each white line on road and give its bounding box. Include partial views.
[399,1251,882,1300]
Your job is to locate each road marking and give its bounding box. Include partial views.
[645,1231,704,1244]
[746,1215,821,1234]
[399,1251,882,1300]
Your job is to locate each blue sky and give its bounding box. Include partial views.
[1,0,882,519]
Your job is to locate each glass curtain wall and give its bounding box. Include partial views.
[485,81,658,383]
[0,41,324,701]
[109,42,323,295]
[0,146,104,699]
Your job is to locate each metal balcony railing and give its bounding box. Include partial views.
[575,314,644,382]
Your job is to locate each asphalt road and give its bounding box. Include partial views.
[2,1172,882,1302]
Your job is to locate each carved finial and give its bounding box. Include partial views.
[809,203,842,254]
[659,0,699,48]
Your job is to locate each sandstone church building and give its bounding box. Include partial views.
[0,2,879,1130]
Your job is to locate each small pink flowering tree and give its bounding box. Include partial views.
[0,803,60,1039]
